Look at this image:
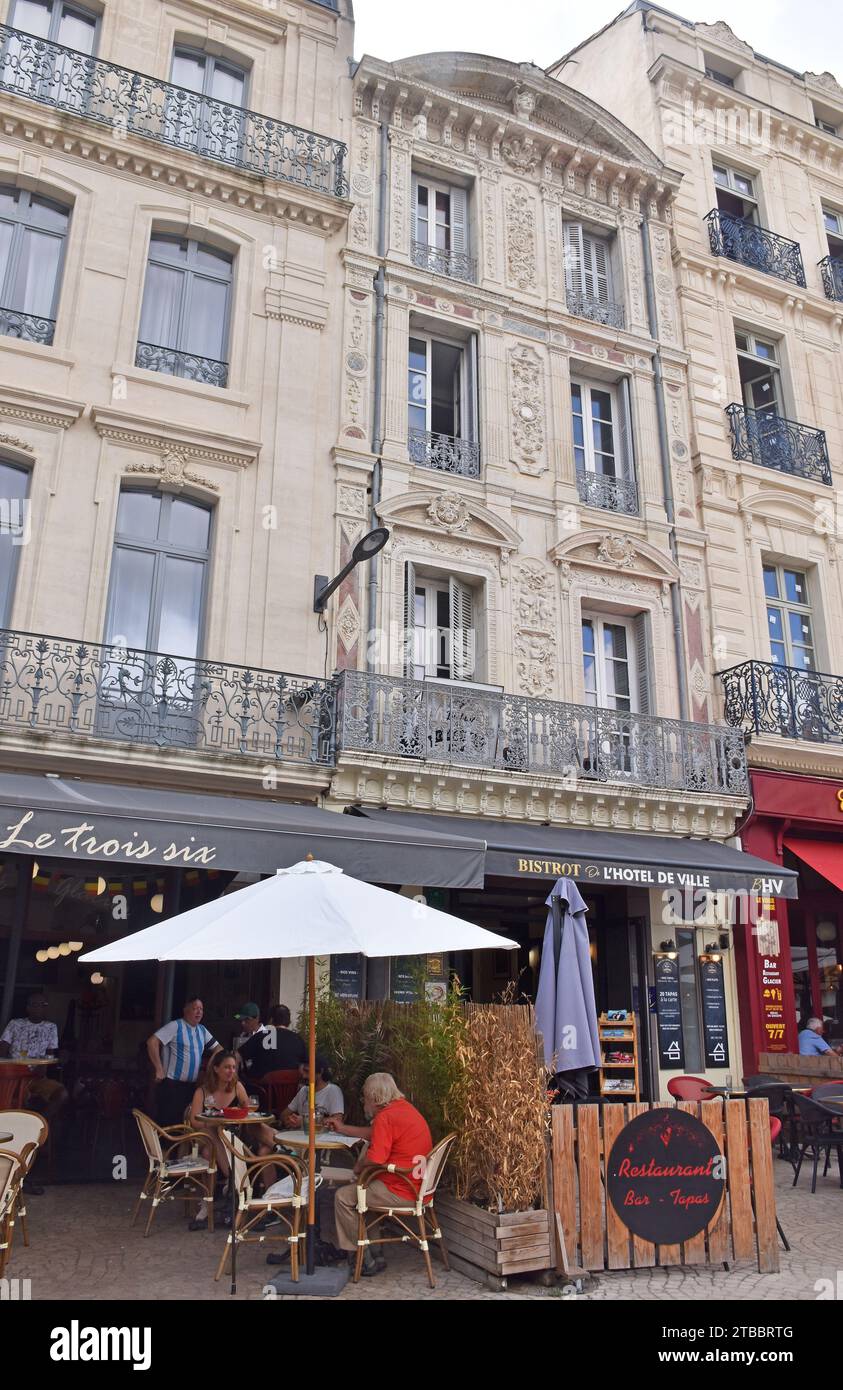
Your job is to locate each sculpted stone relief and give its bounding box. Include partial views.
[514,560,557,697]
[509,345,547,476]
[504,183,538,292]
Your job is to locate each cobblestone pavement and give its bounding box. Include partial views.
[9,1159,843,1301]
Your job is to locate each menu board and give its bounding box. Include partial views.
[391,957,421,1004]
[700,957,730,1069]
[756,898,788,1052]
[607,1109,725,1245]
[654,955,685,1070]
[329,953,364,1001]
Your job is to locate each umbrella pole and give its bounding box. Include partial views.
[306,954,317,1277]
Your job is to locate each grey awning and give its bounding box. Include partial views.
[351,809,798,899]
[0,774,486,889]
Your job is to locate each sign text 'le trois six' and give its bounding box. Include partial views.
[0,810,217,866]
[515,859,786,893]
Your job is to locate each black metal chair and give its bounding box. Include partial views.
[742,1074,770,1091]
[791,1094,843,1193]
[812,1083,843,1103]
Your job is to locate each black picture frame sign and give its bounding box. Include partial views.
[700,956,730,1069]
[654,954,685,1070]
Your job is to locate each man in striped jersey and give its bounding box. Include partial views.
[147,998,221,1128]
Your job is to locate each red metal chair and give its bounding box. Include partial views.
[769,1116,790,1251]
[260,1070,300,1120]
[0,1065,33,1110]
[666,1075,716,1103]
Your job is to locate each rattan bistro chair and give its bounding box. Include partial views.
[214,1130,305,1283]
[131,1109,217,1237]
[352,1132,456,1288]
[1,1111,48,1248]
[0,1147,29,1277]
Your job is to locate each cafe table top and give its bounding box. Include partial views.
[196,1111,275,1127]
[0,1057,55,1067]
[277,1129,361,1151]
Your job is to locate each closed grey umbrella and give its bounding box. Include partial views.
[535,877,600,1082]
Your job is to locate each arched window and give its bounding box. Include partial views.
[0,460,30,626]
[0,186,70,344]
[135,236,233,387]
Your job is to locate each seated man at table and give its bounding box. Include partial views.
[328,1072,432,1276]
[0,991,68,1124]
[798,1017,843,1056]
[278,1057,344,1130]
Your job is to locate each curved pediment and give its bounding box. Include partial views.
[376,488,522,551]
[550,528,680,582]
[389,52,667,175]
[739,489,826,534]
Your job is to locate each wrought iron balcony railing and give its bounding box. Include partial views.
[819,255,843,302]
[0,629,337,764]
[410,240,477,283]
[566,292,625,330]
[135,341,229,389]
[0,305,56,345]
[576,471,639,516]
[705,209,806,287]
[337,671,749,796]
[725,403,831,484]
[408,429,481,478]
[719,659,843,745]
[0,23,348,199]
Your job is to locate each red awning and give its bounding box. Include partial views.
[784,837,843,893]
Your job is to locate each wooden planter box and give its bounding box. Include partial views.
[436,1192,552,1278]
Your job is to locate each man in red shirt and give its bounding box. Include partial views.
[329,1072,432,1275]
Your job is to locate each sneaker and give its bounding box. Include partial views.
[266,1248,291,1266]
[189,1201,209,1231]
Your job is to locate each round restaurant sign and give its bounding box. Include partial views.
[606,1108,725,1244]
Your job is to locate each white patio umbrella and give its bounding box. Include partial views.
[81,857,516,1284]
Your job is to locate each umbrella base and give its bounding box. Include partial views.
[267,1265,349,1298]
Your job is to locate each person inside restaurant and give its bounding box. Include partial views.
[278,1056,344,1130]
[232,1002,267,1056]
[238,1003,307,1080]
[146,997,221,1127]
[798,1016,843,1056]
[327,1072,432,1277]
[0,991,68,1188]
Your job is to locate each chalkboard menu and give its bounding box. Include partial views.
[391,957,421,1004]
[700,957,730,1069]
[607,1109,725,1244]
[654,955,685,1070]
[330,953,364,1001]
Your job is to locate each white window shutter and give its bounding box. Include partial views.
[464,335,478,443]
[449,576,475,681]
[403,560,416,679]
[633,612,652,715]
[585,231,611,305]
[618,378,636,480]
[564,223,585,297]
[450,186,468,256]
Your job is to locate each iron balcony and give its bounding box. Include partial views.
[819,255,843,302]
[0,629,337,765]
[566,292,625,330]
[408,429,481,478]
[725,403,831,485]
[135,341,229,389]
[410,240,478,284]
[0,22,348,199]
[719,659,843,745]
[705,209,806,287]
[337,670,749,797]
[0,305,56,345]
[576,471,639,516]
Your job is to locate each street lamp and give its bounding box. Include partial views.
[313,527,390,613]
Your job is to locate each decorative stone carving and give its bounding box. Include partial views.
[502,137,540,173]
[337,484,367,517]
[597,534,637,569]
[504,184,538,292]
[807,71,843,99]
[351,204,368,246]
[696,20,754,57]
[0,433,34,453]
[515,632,556,697]
[509,345,546,476]
[426,492,470,534]
[126,447,218,492]
[511,83,537,120]
[337,594,361,654]
[514,560,556,697]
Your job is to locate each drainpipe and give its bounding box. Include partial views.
[641,217,690,723]
[366,117,389,673]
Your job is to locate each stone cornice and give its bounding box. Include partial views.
[91,407,260,470]
[676,246,843,320]
[0,386,84,430]
[166,0,288,43]
[745,737,843,780]
[0,101,351,234]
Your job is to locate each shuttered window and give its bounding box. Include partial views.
[582,613,651,714]
[405,570,479,681]
[564,222,611,306]
[413,177,469,256]
[407,333,477,442]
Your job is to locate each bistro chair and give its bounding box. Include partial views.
[812,1083,843,1103]
[0,1064,34,1110]
[213,1130,305,1284]
[351,1131,456,1289]
[260,1070,300,1118]
[666,1076,716,1104]
[791,1094,843,1194]
[742,1075,771,1091]
[0,1111,48,1247]
[0,1147,30,1277]
[131,1109,217,1237]
[91,1079,129,1158]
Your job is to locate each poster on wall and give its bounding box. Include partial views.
[700,956,730,1069]
[654,954,685,1069]
[391,957,421,1004]
[756,898,788,1053]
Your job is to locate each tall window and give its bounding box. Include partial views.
[763,564,815,670]
[823,207,843,259]
[571,378,637,513]
[563,223,620,325]
[407,333,479,475]
[713,164,758,222]
[411,175,472,280]
[5,0,98,111]
[9,0,97,48]
[0,187,69,344]
[168,48,247,163]
[136,236,232,387]
[0,460,29,625]
[404,563,477,683]
[582,614,650,714]
[735,330,782,415]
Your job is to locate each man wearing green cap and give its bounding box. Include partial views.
[233,1002,267,1057]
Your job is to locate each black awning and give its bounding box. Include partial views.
[351,808,798,899]
[0,773,486,889]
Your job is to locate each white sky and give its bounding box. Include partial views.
[351,1,843,85]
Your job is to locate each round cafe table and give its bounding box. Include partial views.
[196,1110,275,1295]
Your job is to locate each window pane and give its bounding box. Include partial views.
[604,623,628,662]
[17,228,62,316]
[783,570,807,604]
[210,61,245,106]
[58,5,96,52]
[409,338,427,373]
[0,461,29,624]
[824,210,841,234]
[770,641,787,665]
[581,619,595,655]
[767,607,784,643]
[194,245,232,275]
[116,491,161,540]
[183,274,228,359]
[138,262,183,347]
[713,165,728,186]
[753,340,776,360]
[172,50,206,94]
[157,556,205,658]
[734,173,753,195]
[12,0,52,38]
[29,196,69,234]
[762,565,779,598]
[0,221,14,302]
[107,546,156,648]
[150,236,188,264]
[168,498,210,551]
[677,929,704,1074]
